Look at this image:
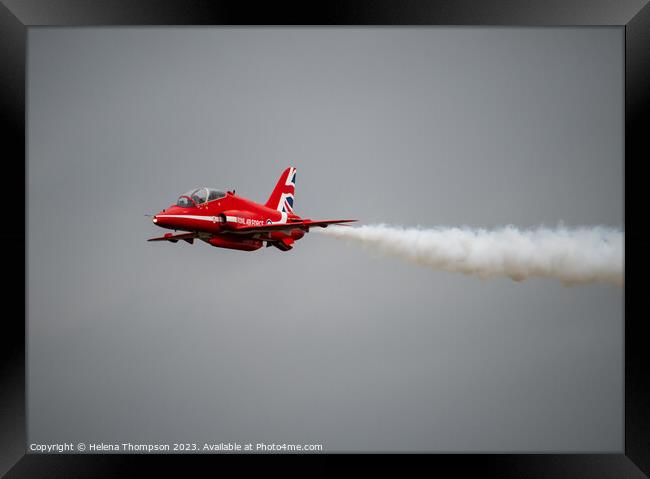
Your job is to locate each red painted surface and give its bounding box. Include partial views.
[208,235,263,251]
[148,166,356,252]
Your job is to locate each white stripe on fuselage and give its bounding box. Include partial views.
[156,215,221,222]
[157,212,288,225]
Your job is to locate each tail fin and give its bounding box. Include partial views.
[265,166,296,214]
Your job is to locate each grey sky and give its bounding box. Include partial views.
[27,27,623,452]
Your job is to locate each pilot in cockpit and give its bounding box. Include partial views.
[176,188,226,207]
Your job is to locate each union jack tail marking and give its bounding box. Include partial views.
[265,166,296,214]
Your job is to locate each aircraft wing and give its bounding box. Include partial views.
[147,232,199,243]
[231,219,357,234]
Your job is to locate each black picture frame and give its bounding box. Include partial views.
[1,1,645,476]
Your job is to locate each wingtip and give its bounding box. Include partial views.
[323,220,358,228]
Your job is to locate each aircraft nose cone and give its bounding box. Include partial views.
[152,215,158,224]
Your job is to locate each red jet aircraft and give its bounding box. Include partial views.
[148,166,356,251]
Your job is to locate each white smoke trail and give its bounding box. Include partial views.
[318,224,624,286]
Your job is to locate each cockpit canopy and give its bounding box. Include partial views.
[177,187,226,207]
